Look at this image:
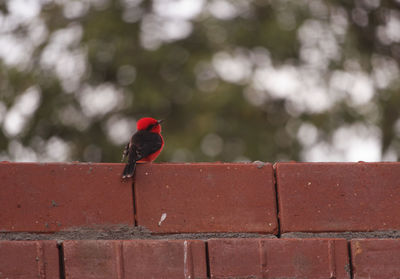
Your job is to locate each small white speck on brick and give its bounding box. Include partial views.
[158,213,167,226]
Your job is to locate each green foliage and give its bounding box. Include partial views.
[1,0,399,162]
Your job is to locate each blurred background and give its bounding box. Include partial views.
[0,0,399,163]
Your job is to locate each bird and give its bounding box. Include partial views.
[122,117,164,179]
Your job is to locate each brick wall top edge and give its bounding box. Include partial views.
[0,161,273,167]
[2,161,399,166]
[0,161,123,166]
[275,161,400,166]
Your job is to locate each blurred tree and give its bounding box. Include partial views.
[0,0,399,163]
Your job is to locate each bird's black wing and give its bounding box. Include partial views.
[122,130,163,178]
[131,130,163,161]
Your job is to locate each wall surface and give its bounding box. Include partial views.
[1,162,400,278]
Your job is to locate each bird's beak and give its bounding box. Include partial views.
[157,119,164,124]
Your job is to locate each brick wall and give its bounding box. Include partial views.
[1,162,400,278]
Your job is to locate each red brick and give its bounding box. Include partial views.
[208,238,350,279]
[0,240,59,278]
[123,240,207,278]
[63,240,207,279]
[0,162,133,232]
[134,163,277,233]
[276,162,400,232]
[351,239,400,279]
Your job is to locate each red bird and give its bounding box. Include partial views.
[122,117,164,179]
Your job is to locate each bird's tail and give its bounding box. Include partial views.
[122,153,136,179]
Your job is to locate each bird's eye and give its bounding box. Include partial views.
[147,124,155,130]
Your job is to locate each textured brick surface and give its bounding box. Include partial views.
[135,163,277,233]
[63,240,207,279]
[0,240,59,278]
[351,239,400,279]
[0,162,133,232]
[276,162,400,232]
[208,238,350,279]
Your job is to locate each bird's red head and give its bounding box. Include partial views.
[137,117,163,133]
